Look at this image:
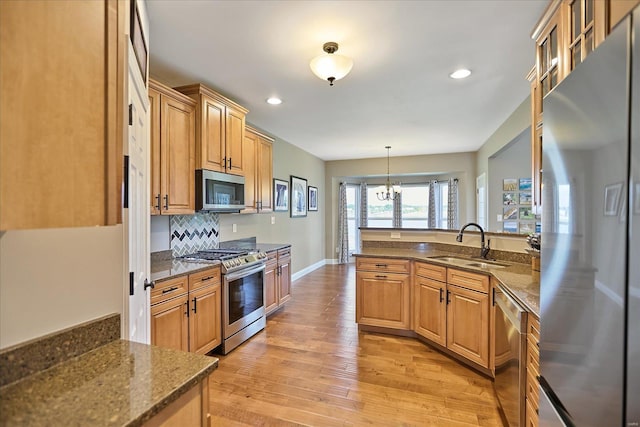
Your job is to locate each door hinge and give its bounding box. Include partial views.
[129,271,134,296]
[123,155,129,208]
[128,103,133,126]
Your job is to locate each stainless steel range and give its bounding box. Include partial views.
[181,248,268,354]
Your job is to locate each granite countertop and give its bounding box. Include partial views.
[0,340,218,427]
[355,248,540,317]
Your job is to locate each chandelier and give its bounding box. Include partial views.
[309,42,353,86]
[376,146,401,201]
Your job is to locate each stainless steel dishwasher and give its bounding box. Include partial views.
[493,284,527,427]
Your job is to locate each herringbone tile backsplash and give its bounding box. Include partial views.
[170,212,220,257]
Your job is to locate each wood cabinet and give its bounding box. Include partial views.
[525,314,541,427]
[144,375,211,427]
[174,84,248,176]
[413,261,491,369]
[356,257,411,330]
[242,127,274,213]
[149,79,196,216]
[0,0,125,229]
[151,267,221,355]
[265,247,292,316]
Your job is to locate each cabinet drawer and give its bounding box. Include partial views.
[526,368,540,412]
[525,394,539,427]
[528,314,540,343]
[266,250,278,262]
[415,261,446,282]
[189,266,221,291]
[527,335,540,376]
[447,268,489,293]
[152,275,189,305]
[356,257,410,274]
[278,254,291,266]
[277,247,291,258]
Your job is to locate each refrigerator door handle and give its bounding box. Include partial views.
[539,376,575,427]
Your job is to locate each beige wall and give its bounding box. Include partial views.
[323,152,477,260]
[0,226,124,349]
[219,130,326,275]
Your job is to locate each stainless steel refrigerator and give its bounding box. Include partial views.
[540,7,639,427]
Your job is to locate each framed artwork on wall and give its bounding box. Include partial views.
[130,0,148,82]
[308,186,318,211]
[290,175,307,217]
[273,178,288,212]
[604,182,623,216]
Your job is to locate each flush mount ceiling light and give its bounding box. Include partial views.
[376,146,401,201]
[266,97,282,105]
[309,42,353,86]
[449,68,472,79]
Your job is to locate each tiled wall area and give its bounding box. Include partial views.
[170,212,220,257]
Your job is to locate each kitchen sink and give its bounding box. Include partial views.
[429,256,509,269]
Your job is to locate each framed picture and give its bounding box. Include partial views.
[519,207,535,220]
[130,0,148,83]
[520,222,535,234]
[503,221,518,233]
[519,178,532,191]
[290,175,307,217]
[519,192,532,205]
[503,179,518,192]
[503,206,518,220]
[503,192,517,205]
[604,182,623,216]
[308,186,318,211]
[273,178,289,212]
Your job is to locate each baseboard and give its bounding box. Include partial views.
[291,259,326,282]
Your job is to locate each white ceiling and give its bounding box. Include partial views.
[147,1,547,161]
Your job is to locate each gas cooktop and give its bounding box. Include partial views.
[180,248,267,273]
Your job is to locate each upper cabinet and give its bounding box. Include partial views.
[242,127,274,213]
[0,0,126,230]
[149,79,196,216]
[174,84,249,177]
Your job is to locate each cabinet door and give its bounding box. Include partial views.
[278,257,291,305]
[356,271,411,329]
[264,260,278,315]
[149,88,162,215]
[225,106,245,176]
[199,95,226,172]
[161,95,195,215]
[446,285,489,368]
[242,130,258,212]
[150,294,189,352]
[257,138,273,212]
[189,283,222,354]
[414,277,446,346]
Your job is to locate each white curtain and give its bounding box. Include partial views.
[337,183,349,264]
[393,192,402,228]
[447,178,459,229]
[428,180,437,228]
[359,183,368,228]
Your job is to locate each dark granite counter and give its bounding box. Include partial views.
[150,258,220,282]
[355,248,540,317]
[0,316,218,427]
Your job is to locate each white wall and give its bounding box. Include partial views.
[0,226,124,349]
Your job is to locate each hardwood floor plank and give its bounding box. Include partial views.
[209,264,502,426]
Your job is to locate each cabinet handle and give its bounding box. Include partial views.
[154,194,160,210]
[162,286,178,294]
[228,158,232,169]
[446,290,451,305]
[492,288,496,306]
[185,300,189,317]
[375,274,387,279]
[201,276,215,282]
[192,297,197,313]
[222,157,226,168]
[375,263,388,268]
[439,288,444,303]
[163,194,169,210]
[144,279,155,291]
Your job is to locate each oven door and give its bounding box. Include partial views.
[223,263,265,339]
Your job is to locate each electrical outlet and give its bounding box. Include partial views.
[390,232,401,239]
[271,216,275,225]
[497,214,503,222]
[232,224,237,233]
[335,247,340,253]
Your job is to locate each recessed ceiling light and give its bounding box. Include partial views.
[449,69,471,79]
[266,97,282,105]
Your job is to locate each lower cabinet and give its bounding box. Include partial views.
[446,284,489,367]
[414,276,446,346]
[265,247,292,316]
[144,375,211,427]
[151,266,221,355]
[525,314,541,427]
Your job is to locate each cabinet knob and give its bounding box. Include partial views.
[144,279,155,291]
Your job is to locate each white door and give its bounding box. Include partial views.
[476,173,487,230]
[126,44,150,344]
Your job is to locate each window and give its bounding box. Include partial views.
[367,187,393,228]
[346,185,359,255]
[401,184,429,228]
[439,182,449,229]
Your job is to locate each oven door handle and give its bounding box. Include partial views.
[225,263,266,282]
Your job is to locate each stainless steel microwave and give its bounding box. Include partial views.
[195,169,245,212]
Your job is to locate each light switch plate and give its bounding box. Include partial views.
[497,214,503,222]
[232,224,237,232]
[271,216,275,225]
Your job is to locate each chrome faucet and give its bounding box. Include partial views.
[456,222,491,259]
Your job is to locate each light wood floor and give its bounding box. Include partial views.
[209,264,503,426]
